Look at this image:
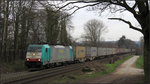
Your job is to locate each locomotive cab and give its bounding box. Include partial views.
[25,44,50,68]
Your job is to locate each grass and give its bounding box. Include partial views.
[106,55,133,73]
[50,55,133,83]
[136,56,144,69]
[1,60,27,73]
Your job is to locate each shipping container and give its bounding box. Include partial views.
[116,48,120,53]
[49,45,74,63]
[124,49,128,53]
[98,48,107,56]
[91,47,97,57]
[127,49,130,52]
[128,49,131,52]
[112,48,117,54]
[85,47,91,57]
[120,48,125,53]
[106,48,113,55]
[73,46,85,60]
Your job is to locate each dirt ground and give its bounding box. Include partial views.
[86,56,144,84]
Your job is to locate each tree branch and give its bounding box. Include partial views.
[109,0,137,16]
[58,0,99,10]
[108,18,143,33]
[68,2,100,16]
[132,1,137,9]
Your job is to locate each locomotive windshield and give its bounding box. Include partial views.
[27,47,42,52]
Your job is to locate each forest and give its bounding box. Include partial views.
[0,1,73,63]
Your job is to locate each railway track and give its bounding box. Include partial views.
[1,63,83,84]
[0,54,129,84]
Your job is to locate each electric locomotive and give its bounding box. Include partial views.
[25,44,50,68]
[25,44,73,68]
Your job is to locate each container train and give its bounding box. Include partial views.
[25,44,134,69]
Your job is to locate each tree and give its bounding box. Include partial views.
[0,0,38,62]
[118,35,126,48]
[118,35,137,49]
[11,1,35,60]
[45,7,60,44]
[39,1,74,45]
[0,1,74,63]
[57,0,150,83]
[82,19,106,46]
[58,12,73,45]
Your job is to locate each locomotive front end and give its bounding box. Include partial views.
[25,45,42,68]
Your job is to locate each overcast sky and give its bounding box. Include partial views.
[49,1,144,42]
[70,8,143,42]
[61,3,143,42]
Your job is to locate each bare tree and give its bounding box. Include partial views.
[82,19,106,46]
[10,1,36,60]
[0,0,38,62]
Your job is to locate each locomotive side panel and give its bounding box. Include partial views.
[41,45,50,65]
[49,46,73,63]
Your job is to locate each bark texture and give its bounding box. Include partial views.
[143,12,150,84]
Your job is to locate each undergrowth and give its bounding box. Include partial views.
[136,56,143,69]
[50,55,133,83]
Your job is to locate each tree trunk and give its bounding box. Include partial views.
[144,32,150,84]
[143,13,150,84]
[2,0,9,62]
[0,0,3,60]
[14,14,19,62]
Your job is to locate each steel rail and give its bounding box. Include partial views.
[1,64,72,83]
[1,63,83,84]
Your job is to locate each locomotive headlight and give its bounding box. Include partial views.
[26,58,30,61]
[33,53,36,56]
[38,59,41,61]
